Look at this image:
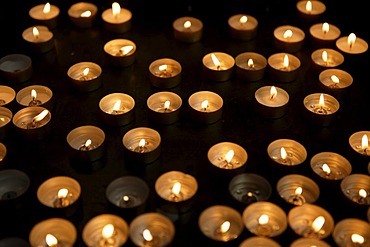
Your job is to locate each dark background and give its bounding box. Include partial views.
[0,0,369,246]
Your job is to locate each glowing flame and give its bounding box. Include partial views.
[143,229,153,242]
[159,64,167,72]
[120,45,134,55]
[247,58,254,68]
[43,2,51,14]
[123,195,129,202]
[331,75,339,84]
[102,224,114,239]
[33,27,39,39]
[84,139,92,148]
[319,94,325,108]
[348,33,356,48]
[83,68,90,76]
[305,0,312,12]
[112,100,121,112]
[351,234,365,244]
[220,221,231,233]
[112,2,121,16]
[258,214,269,225]
[225,150,234,163]
[184,20,191,29]
[164,100,170,110]
[80,10,92,17]
[57,188,68,199]
[311,216,325,233]
[322,22,329,34]
[280,147,287,160]
[201,100,209,111]
[172,182,181,195]
[33,109,49,122]
[295,187,303,195]
[321,50,328,63]
[239,15,248,24]
[45,234,58,247]
[211,53,221,67]
[322,163,331,175]
[31,89,37,100]
[270,86,277,100]
[361,134,368,150]
[283,29,293,39]
[139,139,146,148]
[359,189,367,198]
[283,54,289,68]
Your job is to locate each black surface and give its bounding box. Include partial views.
[1,0,370,246]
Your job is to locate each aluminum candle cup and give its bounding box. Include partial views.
[22,25,54,53]
[99,93,135,126]
[273,25,305,53]
[290,238,331,247]
[173,16,203,43]
[310,152,352,180]
[0,169,30,209]
[296,0,326,23]
[82,214,129,247]
[333,218,370,247]
[288,203,334,239]
[101,3,132,33]
[235,52,267,81]
[67,62,102,92]
[228,14,258,41]
[149,58,182,89]
[336,33,368,54]
[239,236,281,247]
[311,48,344,71]
[0,107,12,140]
[268,53,301,82]
[147,91,182,125]
[104,39,136,67]
[267,139,307,167]
[16,85,53,110]
[319,69,352,99]
[12,106,51,140]
[0,85,15,108]
[122,127,161,164]
[67,125,105,162]
[0,237,30,247]
[29,218,77,247]
[68,2,98,28]
[303,93,340,126]
[198,205,244,242]
[309,22,341,48]
[188,91,223,124]
[29,2,60,29]
[340,174,370,206]
[129,212,175,247]
[349,131,370,157]
[277,174,320,206]
[202,52,235,81]
[0,143,6,165]
[0,54,33,84]
[254,85,289,119]
[242,201,287,237]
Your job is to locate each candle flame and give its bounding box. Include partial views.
[270,86,277,100]
[321,50,328,63]
[247,58,254,68]
[33,27,39,39]
[322,163,331,175]
[159,64,167,71]
[31,89,37,100]
[80,10,92,17]
[225,150,234,163]
[348,33,357,48]
[57,188,68,199]
[280,147,287,160]
[45,234,58,246]
[295,187,303,195]
[143,229,153,242]
[283,54,289,68]
[322,22,329,34]
[102,224,114,239]
[172,182,181,195]
[120,45,134,55]
[123,195,129,201]
[0,118,4,122]
[220,221,231,233]
[112,2,121,16]
[43,2,51,14]
[361,134,368,149]
[258,214,269,225]
[319,94,325,107]
[211,53,221,67]
[311,216,325,233]
[184,20,191,29]
[239,15,248,24]
[164,100,170,110]
[139,138,146,148]
[113,100,121,111]
[201,100,209,111]
[331,75,339,84]
[351,234,365,244]
[359,189,367,198]
[305,0,312,12]
[83,68,89,76]
[33,109,49,122]
[283,29,293,39]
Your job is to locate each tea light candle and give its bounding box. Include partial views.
[319,69,353,99]
[309,22,341,47]
[288,203,334,239]
[228,14,258,41]
[349,131,370,157]
[311,48,344,70]
[67,62,102,92]
[273,25,305,53]
[333,218,370,247]
[67,125,105,162]
[310,152,352,180]
[277,174,320,206]
[129,212,175,247]
[122,127,161,164]
[173,16,203,43]
[149,58,182,89]
[336,33,368,54]
[16,85,53,110]
[12,106,51,140]
[29,2,60,29]
[29,218,77,247]
[254,85,289,119]
[198,205,244,242]
[188,91,223,124]
[0,143,6,164]
[235,52,267,81]
[104,39,136,67]
[0,169,29,204]
[242,201,287,237]
[340,174,370,205]
[296,0,326,22]
[82,214,129,247]
[228,173,272,205]
[202,52,235,81]
[22,26,54,53]
[0,54,33,84]
[99,93,135,126]
[207,142,248,171]
[291,238,331,247]
[239,236,281,247]
[303,93,340,126]
[68,2,98,28]
[267,139,307,166]
[267,53,301,82]
[0,86,15,108]
[0,107,12,140]
[147,91,182,125]
[101,2,132,33]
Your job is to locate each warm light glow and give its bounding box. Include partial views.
[280,147,287,160]
[201,100,209,110]
[112,2,121,16]
[83,68,90,76]
[283,54,289,68]
[311,216,325,233]
[139,138,146,148]
[348,33,357,48]
[159,64,167,72]
[123,195,129,201]
[361,134,368,149]
[102,224,114,239]
[319,94,325,107]
[184,20,191,29]
[143,229,153,242]
[31,89,37,99]
[359,189,367,198]
[45,234,58,247]
[270,86,277,100]
[33,109,49,122]
[247,58,254,68]
[84,139,92,148]
[305,0,312,12]
[239,15,248,24]
[283,29,293,39]
[220,221,231,233]
[33,27,39,39]
[322,163,331,175]
[330,75,339,84]
[120,45,134,55]
[112,100,121,111]
[258,214,269,225]
[351,234,365,244]
[211,53,221,67]
[295,187,303,195]
[57,188,68,199]
[322,22,329,34]
[172,182,181,195]
[80,10,92,17]
[225,150,234,163]
[164,100,170,110]
[321,50,328,63]
[43,2,51,14]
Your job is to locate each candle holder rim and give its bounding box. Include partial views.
[0,169,30,200]
[15,84,53,106]
[147,91,182,109]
